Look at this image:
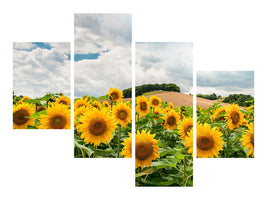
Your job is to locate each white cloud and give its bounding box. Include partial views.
[74,14,131,54]
[13,43,70,98]
[136,42,193,94]
[75,46,131,97]
[197,86,254,97]
[49,42,70,54]
[74,14,132,97]
[13,42,37,50]
[197,71,254,96]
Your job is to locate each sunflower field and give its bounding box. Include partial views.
[131,95,193,186]
[13,93,70,129]
[197,103,254,158]
[74,88,132,158]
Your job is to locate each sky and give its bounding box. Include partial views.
[197,71,254,97]
[74,14,132,98]
[13,42,70,98]
[135,42,193,94]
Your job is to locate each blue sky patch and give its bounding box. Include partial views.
[74,53,100,61]
[32,42,52,50]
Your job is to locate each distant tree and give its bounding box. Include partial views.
[223,94,254,106]
[122,83,180,98]
[197,93,219,100]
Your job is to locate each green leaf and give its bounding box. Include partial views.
[159,149,176,157]
[175,153,185,161]
[24,99,41,104]
[135,167,155,178]
[27,110,47,119]
[94,148,114,157]
[74,141,94,158]
[27,125,38,129]
[150,158,177,169]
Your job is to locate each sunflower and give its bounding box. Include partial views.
[164,110,180,130]
[13,103,35,129]
[197,123,224,158]
[211,106,226,121]
[225,104,245,130]
[92,101,101,110]
[21,96,30,101]
[136,96,150,117]
[149,96,162,108]
[56,95,70,106]
[82,95,90,101]
[74,98,89,111]
[74,106,88,126]
[153,107,162,120]
[107,87,123,102]
[102,101,110,108]
[240,123,254,157]
[169,102,174,109]
[178,117,193,140]
[37,106,46,112]
[242,120,248,126]
[163,107,171,115]
[185,129,193,156]
[78,109,116,146]
[38,104,70,129]
[135,130,160,169]
[112,102,131,127]
[125,101,132,108]
[121,133,132,158]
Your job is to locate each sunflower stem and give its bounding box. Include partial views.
[110,100,113,110]
[226,129,230,158]
[136,113,139,132]
[94,145,98,158]
[107,141,117,158]
[183,153,187,186]
[117,125,121,158]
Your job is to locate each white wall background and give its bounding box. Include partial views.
[1,0,266,200]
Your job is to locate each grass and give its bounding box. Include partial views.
[142,90,171,96]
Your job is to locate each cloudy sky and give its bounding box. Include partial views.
[74,14,132,98]
[197,71,254,96]
[135,42,193,94]
[13,42,70,98]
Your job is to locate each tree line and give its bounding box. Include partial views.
[197,92,254,107]
[122,83,180,98]
[197,93,221,100]
[222,94,254,107]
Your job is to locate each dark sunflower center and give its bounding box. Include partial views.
[89,118,107,136]
[59,100,68,105]
[93,105,100,109]
[197,135,214,151]
[153,100,159,105]
[140,102,147,111]
[111,93,118,100]
[185,126,193,136]
[77,104,85,109]
[135,142,153,160]
[118,110,127,120]
[250,134,254,147]
[13,109,29,125]
[104,103,109,107]
[167,116,176,126]
[50,116,66,129]
[37,106,46,112]
[231,112,240,124]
